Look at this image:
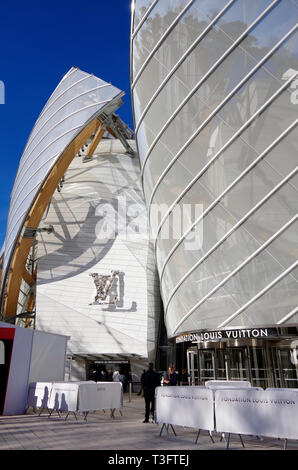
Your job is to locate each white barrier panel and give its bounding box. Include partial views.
[48,382,79,412]
[155,386,214,431]
[266,388,298,392]
[205,380,251,389]
[215,389,298,439]
[210,387,262,401]
[27,382,53,408]
[79,382,123,412]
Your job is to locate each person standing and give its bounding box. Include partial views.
[119,372,126,391]
[141,363,161,423]
[164,365,178,386]
[106,369,113,382]
[137,370,145,396]
[178,368,189,386]
[113,369,120,382]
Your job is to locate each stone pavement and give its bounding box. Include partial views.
[0,395,297,451]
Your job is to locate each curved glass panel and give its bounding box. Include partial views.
[132,0,187,82]
[1,67,123,287]
[132,0,298,336]
[156,92,298,275]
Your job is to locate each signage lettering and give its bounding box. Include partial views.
[176,328,277,344]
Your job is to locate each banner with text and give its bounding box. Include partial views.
[215,389,298,439]
[79,382,123,411]
[155,386,214,431]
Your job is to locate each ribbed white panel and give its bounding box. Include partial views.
[131,0,298,336]
[1,67,123,288]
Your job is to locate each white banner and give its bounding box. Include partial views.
[205,380,251,389]
[266,388,298,392]
[48,382,80,412]
[27,382,53,408]
[155,386,214,431]
[79,382,123,412]
[215,389,298,439]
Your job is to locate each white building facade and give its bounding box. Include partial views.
[131,0,298,387]
[0,67,161,381]
[36,139,160,379]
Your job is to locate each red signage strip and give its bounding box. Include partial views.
[0,328,15,340]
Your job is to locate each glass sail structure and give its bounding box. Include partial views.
[131,0,298,338]
[0,67,126,320]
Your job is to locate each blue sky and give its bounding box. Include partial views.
[0,0,133,249]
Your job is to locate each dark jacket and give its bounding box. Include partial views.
[164,372,178,386]
[141,369,161,392]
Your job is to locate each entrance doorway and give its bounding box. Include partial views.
[186,343,291,388]
[272,347,298,388]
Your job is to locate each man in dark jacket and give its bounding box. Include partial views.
[141,363,161,423]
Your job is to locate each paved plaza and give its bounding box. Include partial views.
[0,394,297,451]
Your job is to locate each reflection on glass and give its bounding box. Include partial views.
[278,349,298,388]
[199,350,215,382]
[249,347,269,387]
[228,348,248,380]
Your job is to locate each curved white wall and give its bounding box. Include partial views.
[131,0,298,336]
[36,139,160,362]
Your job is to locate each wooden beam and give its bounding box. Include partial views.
[85,121,105,158]
[27,293,35,312]
[22,268,36,286]
[106,126,118,139]
[3,117,100,319]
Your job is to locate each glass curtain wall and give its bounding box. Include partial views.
[131,0,298,337]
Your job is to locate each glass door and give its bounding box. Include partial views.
[249,347,270,388]
[216,349,228,380]
[198,350,215,384]
[187,349,198,385]
[228,348,249,381]
[273,348,298,388]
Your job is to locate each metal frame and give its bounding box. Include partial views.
[277,306,298,325]
[130,0,142,173]
[159,423,177,437]
[171,215,297,332]
[1,71,136,319]
[5,119,104,247]
[3,92,124,267]
[131,0,196,88]
[10,88,118,206]
[147,23,297,211]
[24,67,78,136]
[170,167,298,333]
[1,117,101,318]
[10,72,111,194]
[217,260,298,329]
[131,0,159,40]
[163,124,298,319]
[195,428,215,445]
[154,78,298,266]
[139,0,281,181]
[24,80,109,152]
[134,0,237,133]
